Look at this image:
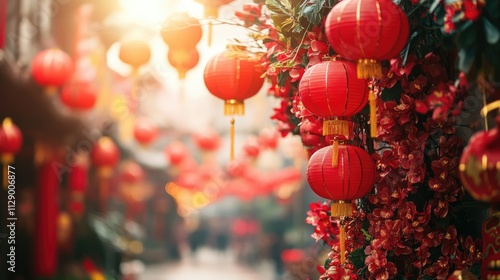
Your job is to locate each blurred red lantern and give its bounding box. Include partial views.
[31,48,73,94]
[68,153,89,215]
[204,45,264,160]
[0,118,23,189]
[195,0,234,45]
[60,81,98,110]
[118,39,151,69]
[167,48,200,80]
[193,129,221,152]
[459,112,500,205]
[242,137,260,159]
[161,13,202,49]
[307,144,376,264]
[119,161,145,184]
[300,116,323,148]
[307,144,376,215]
[133,120,159,146]
[164,141,189,166]
[91,137,120,175]
[325,0,409,79]
[258,127,279,150]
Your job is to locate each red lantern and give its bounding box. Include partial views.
[459,114,500,205]
[91,137,120,212]
[204,45,264,160]
[31,48,73,94]
[195,0,234,46]
[0,118,23,189]
[119,161,145,184]
[164,141,189,166]
[324,0,410,79]
[193,129,221,152]
[60,81,98,110]
[118,39,151,69]
[307,144,376,264]
[167,48,200,80]
[258,127,279,150]
[299,59,368,164]
[161,13,202,49]
[133,120,159,147]
[242,137,260,159]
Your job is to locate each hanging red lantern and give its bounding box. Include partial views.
[91,137,120,212]
[164,141,189,166]
[459,102,500,205]
[31,48,73,95]
[133,120,159,147]
[118,39,151,70]
[204,45,264,160]
[167,48,200,80]
[0,118,23,189]
[299,59,368,164]
[60,81,98,111]
[258,127,279,150]
[195,0,234,46]
[324,0,410,79]
[119,161,145,184]
[161,13,202,49]
[242,137,260,159]
[193,129,221,152]
[306,144,376,264]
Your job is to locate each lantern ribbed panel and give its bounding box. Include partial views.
[306,145,376,201]
[325,0,410,61]
[299,60,368,118]
[203,51,264,102]
[31,48,73,87]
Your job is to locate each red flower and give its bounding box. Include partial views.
[365,248,397,279]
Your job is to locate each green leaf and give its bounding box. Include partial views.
[381,82,403,102]
[458,47,476,73]
[429,0,441,13]
[456,21,476,48]
[301,0,326,25]
[483,17,500,44]
[348,247,366,269]
[324,258,332,269]
[266,0,290,15]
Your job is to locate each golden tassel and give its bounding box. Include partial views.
[332,139,339,167]
[230,118,235,161]
[323,119,349,137]
[331,201,353,217]
[224,100,245,116]
[208,21,213,47]
[339,221,346,265]
[369,88,377,138]
[357,59,382,80]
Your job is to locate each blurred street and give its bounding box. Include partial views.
[138,247,276,280]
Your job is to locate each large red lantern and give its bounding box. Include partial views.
[31,48,73,94]
[324,0,410,79]
[60,81,98,111]
[167,48,200,80]
[91,137,120,212]
[307,144,376,264]
[161,13,202,49]
[204,45,264,160]
[459,102,500,205]
[118,39,151,70]
[299,59,368,164]
[133,120,159,147]
[0,118,23,189]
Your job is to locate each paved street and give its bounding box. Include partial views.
[138,247,276,280]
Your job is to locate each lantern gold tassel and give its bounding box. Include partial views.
[331,201,353,217]
[332,139,339,167]
[357,59,382,80]
[369,88,377,138]
[224,100,245,116]
[339,220,346,265]
[208,21,213,47]
[230,118,235,161]
[323,119,349,137]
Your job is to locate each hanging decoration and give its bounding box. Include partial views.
[90,136,120,213]
[31,48,73,95]
[195,0,234,46]
[0,118,23,189]
[118,161,150,220]
[133,119,159,147]
[203,44,264,160]
[324,0,410,137]
[299,59,368,165]
[161,13,202,79]
[118,38,151,99]
[68,152,89,216]
[59,81,98,111]
[306,144,376,265]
